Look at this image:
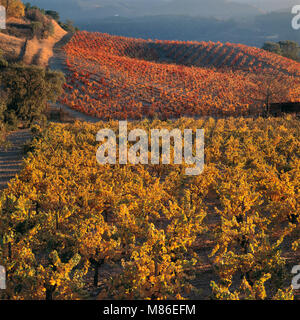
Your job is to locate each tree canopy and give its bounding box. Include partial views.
[262,41,300,62]
[0,58,65,126]
[0,0,25,18]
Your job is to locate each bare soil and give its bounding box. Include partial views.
[0,32,25,61]
[22,20,67,67]
[0,18,67,67]
[0,130,32,190]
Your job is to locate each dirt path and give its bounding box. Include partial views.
[0,130,32,190]
[0,31,74,191]
[50,103,100,123]
[0,32,96,191]
[48,32,73,70]
[22,20,68,67]
[48,32,101,123]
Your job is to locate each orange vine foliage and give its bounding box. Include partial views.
[59,32,300,120]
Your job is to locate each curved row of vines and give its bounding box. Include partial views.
[0,116,299,300]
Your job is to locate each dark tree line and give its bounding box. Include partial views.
[25,3,78,35]
[262,41,300,62]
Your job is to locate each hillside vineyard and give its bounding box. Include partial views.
[1,118,299,300]
[2,0,300,305]
[59,32,300,120]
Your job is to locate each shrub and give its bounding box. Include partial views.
[27,8,54,39]
[26,8,45,23]
[30,21,43,38]
[0,63,65,127]
[45,10,60,22]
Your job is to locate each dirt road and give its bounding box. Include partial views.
[0,130,32,190]
[0,32,97,191]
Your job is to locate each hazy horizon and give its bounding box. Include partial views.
[24,0,299,47]
[27,0,298,21]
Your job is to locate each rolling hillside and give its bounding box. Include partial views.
[68,32,300,74]
[59,31,300,120]
[1,2,300,302]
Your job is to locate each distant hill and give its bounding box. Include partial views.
[20,1,300,48]
[26,0,262,20]
[76,13,300,48]
[234,0,298,12]
[145,0,262,18]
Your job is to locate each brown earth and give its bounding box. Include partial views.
[0,32,25,61]
[0,130,32,190]
[0,19,67,66]
[22,20,67,67]
[0,20,70,190]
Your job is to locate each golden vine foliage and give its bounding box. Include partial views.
[0,116,299,300]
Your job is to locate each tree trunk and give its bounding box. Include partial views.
[93,264,99,287]
[8,242,11,260]
[46,288,53,300]
[55,212,59,230]
[90,259,104,287]
[45,285,56,300]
